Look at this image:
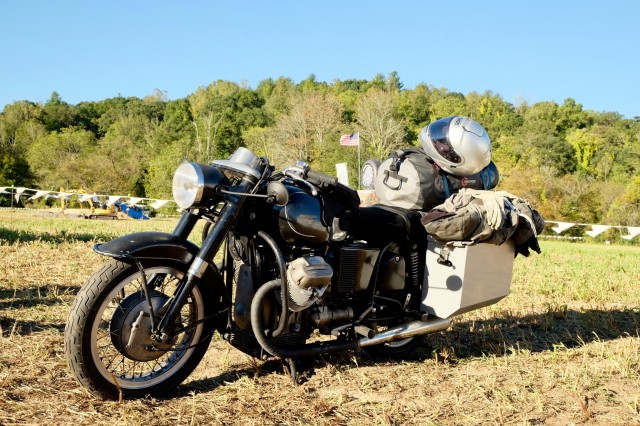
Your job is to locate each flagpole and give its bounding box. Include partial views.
[357,141,361,189]
[339,131,361,189]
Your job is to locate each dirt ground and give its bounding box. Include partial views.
[0,214,639,425]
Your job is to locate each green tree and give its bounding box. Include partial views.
[430,92,467,120]
[529,132,576,174]
[260,77,296,116]
[243,126,286,167]
[145,138,189,198]
[27,127,97,189]
[38,92,77,132]
[72,101,103,137]
[397,83,431,128]
[556,174,602,223]
[1,101,45,151]
[515,104,576,174]
[522,101,559,134]
[273,92,343,167]
[385,71,403,92]
[189,80,269,162]
[566,128,604,172]
[94,96,164,137]
[465,91,521,138]
[89,116,150,194]
[0,152,32,188]
[606,176,640,225]
[299,74,329,93]
[355,89,407,160]
[1,74,638,226]
[155,98,193,147]
[555,98,592,136]
[491,135,521,174]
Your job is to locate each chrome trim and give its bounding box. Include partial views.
[187,256,209,278]
[212,147,262,180]
[358,317,451,347]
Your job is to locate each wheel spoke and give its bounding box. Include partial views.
[65,260,215,397]
[96,267,203,381]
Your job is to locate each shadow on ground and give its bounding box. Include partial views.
[0,226,117,244]
[432,306,640,358]
[0,285,79,307]
[174,307,640,396]
[0,285,79,336]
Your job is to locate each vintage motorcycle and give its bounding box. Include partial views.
[64,147,515,399]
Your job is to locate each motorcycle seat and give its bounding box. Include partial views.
[344,204,428,244]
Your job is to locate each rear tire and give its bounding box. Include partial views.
[64,258,220,399]
[364,335,426,359]
[363,317,427,359]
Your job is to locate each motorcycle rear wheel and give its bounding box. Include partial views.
[363,318,427,359]
[364,335,426,359]
[64,258,218,399]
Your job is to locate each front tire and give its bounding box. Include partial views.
[64,258,220,399]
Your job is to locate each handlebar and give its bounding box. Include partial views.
[282,163,339,195]
[306,169,338,187]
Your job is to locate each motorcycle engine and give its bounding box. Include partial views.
[286,256,333,312]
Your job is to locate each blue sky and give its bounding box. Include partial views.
[1,1,639,118]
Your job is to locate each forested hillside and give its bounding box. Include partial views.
[1,73,639,225]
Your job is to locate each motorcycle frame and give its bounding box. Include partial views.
[93,176,255,343]
[91,165,453,361]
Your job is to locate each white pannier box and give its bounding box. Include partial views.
[421,236,515,318]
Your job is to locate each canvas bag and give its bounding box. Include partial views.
[375,147,499,211]
[421,188,545,256]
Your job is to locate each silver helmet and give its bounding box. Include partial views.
[419,116,491,176]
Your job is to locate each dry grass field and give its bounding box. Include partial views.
[0,209,639,425]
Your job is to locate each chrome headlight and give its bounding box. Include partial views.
[172,161,228,210]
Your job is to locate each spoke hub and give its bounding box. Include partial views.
[110,291,180,361]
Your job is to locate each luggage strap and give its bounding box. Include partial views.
[480,166,494,189]
[389,148,411,172]
[385,149,414,189]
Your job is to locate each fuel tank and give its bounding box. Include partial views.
[275,186,329,244]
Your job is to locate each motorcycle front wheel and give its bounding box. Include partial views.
[64,258,220,399]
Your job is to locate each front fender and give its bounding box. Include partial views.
[95,231,228,334]
[94,231,200,264]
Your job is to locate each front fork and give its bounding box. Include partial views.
[152,180,252,342]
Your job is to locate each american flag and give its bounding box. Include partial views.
[339,131,360,147]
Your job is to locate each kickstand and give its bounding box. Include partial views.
[283,358,300,385]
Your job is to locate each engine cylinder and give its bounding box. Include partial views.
[286,256,332,311]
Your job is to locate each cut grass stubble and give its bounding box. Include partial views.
[0,211,639,425]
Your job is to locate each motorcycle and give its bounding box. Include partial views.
[64,147,515,399]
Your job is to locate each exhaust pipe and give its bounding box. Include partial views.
[252,281,451,358]
[358,317,452,348]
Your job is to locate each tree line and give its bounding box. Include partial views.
[1,72,639,226]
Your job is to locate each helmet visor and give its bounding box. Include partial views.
[428,117,462,164]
